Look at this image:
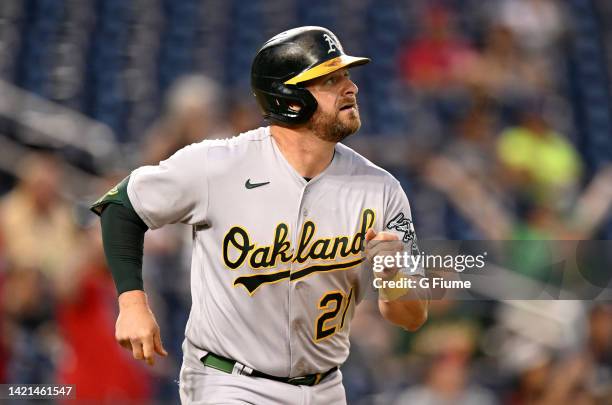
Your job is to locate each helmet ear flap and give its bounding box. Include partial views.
[288,87,318,124]
[254,84,317,125]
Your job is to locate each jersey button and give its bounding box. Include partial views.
[303,208,309,216]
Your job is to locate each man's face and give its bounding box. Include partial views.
[303,68,361,142]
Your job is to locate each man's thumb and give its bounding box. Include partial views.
[365,228,377,242]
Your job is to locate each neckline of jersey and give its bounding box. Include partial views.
[267,126,340,188]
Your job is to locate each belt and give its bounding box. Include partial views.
[201,352,338,386]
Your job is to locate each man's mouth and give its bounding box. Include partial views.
[339,101,357,111]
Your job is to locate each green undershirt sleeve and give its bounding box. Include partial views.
[100,203,148,294]
[91,177,149,295]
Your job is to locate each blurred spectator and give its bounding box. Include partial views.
[422,106,514,239]
[463,24,551,102]
[395,321,498,405]
[442,106,500,185]
[0,153,79,278]
[504,353,553,405]
[399,5,477,92]
[484,301,590,403]
[502,303,612,405]
[225,93,264,135]
[508,352,597,404]
[497,102,582,208]
[142,74,222,164]
[495,0,566,56]
[0,266,57,384]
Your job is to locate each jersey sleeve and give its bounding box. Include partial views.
[127,142,209,229]
[90,176,133,216]
[384,179,423,275]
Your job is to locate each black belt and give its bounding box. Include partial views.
[201,352,338,386]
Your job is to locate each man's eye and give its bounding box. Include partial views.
[325,77,335,85]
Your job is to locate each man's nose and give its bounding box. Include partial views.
[345,78,358,96]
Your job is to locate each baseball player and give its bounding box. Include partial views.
[92,26,428,404]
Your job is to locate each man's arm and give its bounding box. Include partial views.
[94,179,168,366]
[377,287,428,332]
[365,229,428,331]
[92,143,210,365]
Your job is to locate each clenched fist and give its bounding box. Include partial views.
[116,290,168,366]
[365,228,403,280]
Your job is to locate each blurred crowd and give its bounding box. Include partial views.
[0,0,611,404]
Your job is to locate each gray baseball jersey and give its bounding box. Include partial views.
[127,126,417,378]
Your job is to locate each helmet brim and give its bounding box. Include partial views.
[284,55,370,85]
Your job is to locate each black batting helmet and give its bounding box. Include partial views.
[251,26,370,126]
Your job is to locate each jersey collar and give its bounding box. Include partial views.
[268,126,340,188]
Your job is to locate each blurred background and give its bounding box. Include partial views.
[0,0,611,403]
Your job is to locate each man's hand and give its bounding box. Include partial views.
[365,228,403,280]
[366,228,428,331]
[116,290,168,366]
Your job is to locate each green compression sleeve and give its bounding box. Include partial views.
[100,201,148,294]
